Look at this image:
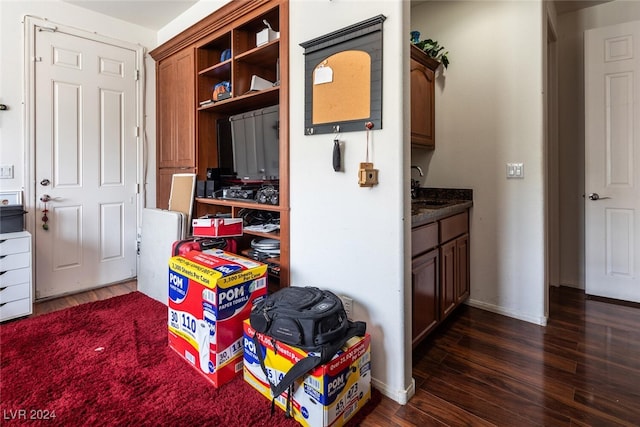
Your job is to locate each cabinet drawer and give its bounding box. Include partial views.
[0,267,31,287]
[0,281,30,303]
[412,222,438,257]
[0,236,30,256]
[0,297,32,322]
[0,252,31,271]
[440,211,468,243]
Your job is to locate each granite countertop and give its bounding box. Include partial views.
[411,188,473,228]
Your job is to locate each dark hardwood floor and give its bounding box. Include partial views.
[31,285,640,426]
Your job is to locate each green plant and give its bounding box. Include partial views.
[413,38,450,69]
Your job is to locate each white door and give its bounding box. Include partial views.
[585,20,640,302]
[33,25,138,299]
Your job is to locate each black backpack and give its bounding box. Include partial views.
[249,286,366,416]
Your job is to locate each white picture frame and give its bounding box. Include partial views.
[0,190,22,206]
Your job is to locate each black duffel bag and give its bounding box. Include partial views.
[249,286,366,416]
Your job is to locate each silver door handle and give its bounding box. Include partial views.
[39,194,62,202]
[588,193,611,201]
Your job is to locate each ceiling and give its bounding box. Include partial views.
[66,0,616,31]
[553,0,613,15]
[62,0,198,31]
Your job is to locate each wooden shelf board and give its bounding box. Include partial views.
[196,86,279,114]
[196,197,284,212]
[243,229,280,239]
[199,59,232,77]
[235,40,279,65]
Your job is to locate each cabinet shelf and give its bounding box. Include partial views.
[235,39,279,65]
[241,249,280,265]
[243,229,280,239]
[199,59,231,78]
[197,86,279,114]
[196,197,284,212]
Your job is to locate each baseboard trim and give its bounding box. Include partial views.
[371,377,415,405]
[466,299,547,326]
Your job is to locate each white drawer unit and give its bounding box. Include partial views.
[0,231,33,322]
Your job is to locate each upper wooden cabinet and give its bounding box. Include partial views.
[157,49,196,168]
[410,44,439,149]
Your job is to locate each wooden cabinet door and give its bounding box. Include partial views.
[440,239,456,319]
[455,233,470,303]
[157,58,175,168]
[412,249,439,348]
[410,57,435,148]
[157,49,195,168]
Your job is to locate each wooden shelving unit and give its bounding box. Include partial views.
[150,0,290,290]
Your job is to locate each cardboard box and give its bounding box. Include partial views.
[256,28,279,47]
[168,250,267,387]
[192,217,243,238]
[243,320,371,427]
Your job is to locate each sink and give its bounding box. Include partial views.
[412,199,457,209]
[411,199,461,215]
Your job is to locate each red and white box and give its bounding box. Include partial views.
[243,320,371,427]
[192,217,243,237]
[168,249,267,387]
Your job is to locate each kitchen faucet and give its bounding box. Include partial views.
[410,165,424,199]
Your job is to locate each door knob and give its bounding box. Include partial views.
[40,194,51,202]
[40,178,51,186]
[588,193,611,201]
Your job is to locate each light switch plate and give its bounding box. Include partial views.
[0,165,14,179]
[506,162,524,179]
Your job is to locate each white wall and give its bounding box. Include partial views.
[157,0,229,45]
[557,0,640,289]
[411,1,547,325]
[0,0,157,207]
[289,0,411,404]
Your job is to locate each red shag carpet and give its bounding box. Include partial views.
[1,291,380,426]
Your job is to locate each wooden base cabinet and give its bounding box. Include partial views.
[411,222,439,349]
[455,233,470,304]
[439,211,470,321]
[412,248,438,348]
[439,239,456,319]
[412,209,470,348]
